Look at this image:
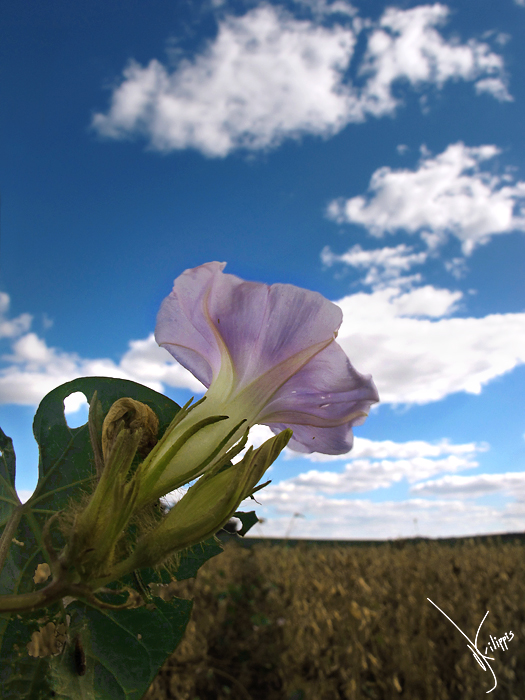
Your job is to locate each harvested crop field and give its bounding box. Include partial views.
[144,536,525,700]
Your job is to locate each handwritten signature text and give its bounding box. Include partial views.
[427,598,515,693]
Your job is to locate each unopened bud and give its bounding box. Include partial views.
[102,398,159,462]
[63,398,159,580]
[123,429,292,571]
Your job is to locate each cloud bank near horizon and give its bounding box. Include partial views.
[237,428,523,541]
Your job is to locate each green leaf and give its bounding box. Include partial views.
[0,377,180,596]
[0,427,17,503]
[233,510,259,537]
[0,612,59,699]
[0,377,241,699]
[172,536,224,582]
[31,377,180,521]
[0,378,191,699]
[47,596,193,700]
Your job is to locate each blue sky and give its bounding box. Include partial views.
[1,0,524,539]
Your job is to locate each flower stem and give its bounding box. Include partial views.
[0,578,70,614]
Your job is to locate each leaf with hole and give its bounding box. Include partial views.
[0,377,225,700]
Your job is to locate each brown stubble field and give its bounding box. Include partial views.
[144,537,525,700]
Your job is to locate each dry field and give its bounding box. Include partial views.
[144,537,525,700]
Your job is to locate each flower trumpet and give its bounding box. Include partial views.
[137,261,379,507]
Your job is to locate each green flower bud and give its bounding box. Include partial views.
[118,429,292,573]
[64,397,158,579]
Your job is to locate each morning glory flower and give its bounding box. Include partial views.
[136,262,378,504]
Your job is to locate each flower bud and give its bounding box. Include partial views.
[64,398,158,579]
[102,397,158,461]
[120,429,292,572]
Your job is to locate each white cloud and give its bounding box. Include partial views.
[240,439,520,539]
[4,292,523,539]
[334,285,525,404]
[118,335,204,392]
[295,0,359,19]
[341,284,462,320]
[0,293,32,339]
[93,5,357,156]
[356,4,511,116]
[411,472,525,499]
[321,243,427,289]
[63,391,90,414]
[92,4,509,156]
[474,77,513,101]
[290,435,488,462]
[274,453,481,494]
[244,493,525,539]
[2,280,524,410]
[266,435,486,496]
[0,296,204,409]
[489,32,511,47]
[444,256,468,279]
[327,142,525,254]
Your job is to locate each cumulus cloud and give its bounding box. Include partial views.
[273,450,482,494]
[0,293,32,339]
[4,293,522,538]
[118,336,204,393]
[411,472,525,499]
[232,426,488,472]
[0,296,204,410]
[327,142,525,253]
[2,281,524,410]
[334,285,525,404]
[295,0,359,19]
[474,77,513,101]
[357,4,511,112]
[289,435,488,462]
[92,4,357,156]
[321,243,427,289]
[234,433,512,539]
[444,256,468,279]
[92,4,509,156]
[265,436,487,505]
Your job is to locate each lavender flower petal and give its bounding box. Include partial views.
[155,262,379,455]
